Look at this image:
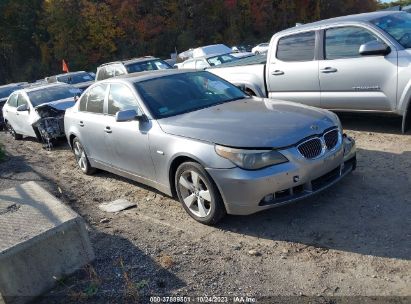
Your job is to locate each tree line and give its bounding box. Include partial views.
[0,0,406,85]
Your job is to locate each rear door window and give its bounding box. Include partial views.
[82,84,107,114]
[79,93,88,111]
[7,94,18,107]
[325,26,379,60]
[108,84,140,115]
[276,31,316,62]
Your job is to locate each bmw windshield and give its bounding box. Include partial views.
[134,71,247,119]
[371,13,411,49]
[28,86,80,107]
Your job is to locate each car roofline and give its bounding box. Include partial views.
[97,56,158,68]
[275,10,405,36]
[96,69,201,85]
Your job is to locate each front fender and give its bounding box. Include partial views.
[398,79,411,115]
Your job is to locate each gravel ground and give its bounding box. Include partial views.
[0,113,410,303]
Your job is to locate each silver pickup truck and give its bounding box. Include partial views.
[209,10,411,133]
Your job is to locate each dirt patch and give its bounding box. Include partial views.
[0,113,410,303]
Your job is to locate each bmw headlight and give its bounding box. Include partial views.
[215,145,288,170]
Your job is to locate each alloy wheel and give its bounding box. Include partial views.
[73,141,87,172]
[178,170,212,218]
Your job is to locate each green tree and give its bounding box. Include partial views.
[0,0,43,83]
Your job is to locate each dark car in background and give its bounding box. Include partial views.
[0,82,28,130]
[46,71,95,91]
[95,56,172,81]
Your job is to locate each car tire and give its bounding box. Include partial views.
[175,161,226,225]
[402,106,411,134]
[6,122,22,140]
[72,137,95,175]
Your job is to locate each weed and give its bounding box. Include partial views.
[158,254,174,269]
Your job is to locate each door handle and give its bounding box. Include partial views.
[79,121,84,127]
[320,67,338,73]
[104,126,112,134]
[272,70,284,76]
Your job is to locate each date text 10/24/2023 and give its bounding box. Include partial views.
[149,296,257,303]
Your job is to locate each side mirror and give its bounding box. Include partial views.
[115,109,146,122]
[236,84,246,92]
[74,92,81,102]
[359,40,391,56]
[17,104,29,112]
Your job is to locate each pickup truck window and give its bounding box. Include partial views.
[371,13,411,49]
[325,26,379,60]
[125,60,171,73]
[276,31,315,62]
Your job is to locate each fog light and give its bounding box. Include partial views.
[263,194,274,203]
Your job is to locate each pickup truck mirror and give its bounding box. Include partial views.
[74,92,81,102]
[236,84,246,92]
[16,104,29,112]
[359,40,391,56]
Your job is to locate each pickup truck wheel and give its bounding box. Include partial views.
[175,162,226,225]
[402,106,411,134]
[6,122,22,140]
[245,88,256,96]
[72,137,95,175]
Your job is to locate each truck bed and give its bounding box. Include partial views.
[211,54,267,68]
[208,55,267,97]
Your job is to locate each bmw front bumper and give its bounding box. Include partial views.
[206,136,356,215]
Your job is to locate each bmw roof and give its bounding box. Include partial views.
[101,69,199,84]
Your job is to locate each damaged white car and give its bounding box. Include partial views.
[2,83,80,149]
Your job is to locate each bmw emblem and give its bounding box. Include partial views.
[310,124,319,131]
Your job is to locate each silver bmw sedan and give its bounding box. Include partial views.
[64,70,356,224]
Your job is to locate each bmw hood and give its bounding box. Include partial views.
[157,98,339,148]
